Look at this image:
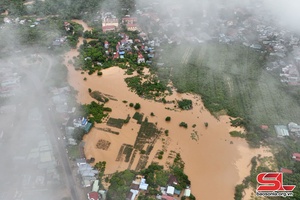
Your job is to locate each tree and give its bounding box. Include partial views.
[165,116,171,121]
[129,103,134,107]
[134,103,141,110]
[179,122,188,128]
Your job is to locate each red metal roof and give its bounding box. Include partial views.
[162,195,174,200]
[88,192,99,200]
[280,168,293,174]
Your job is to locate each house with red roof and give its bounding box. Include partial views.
[102,25,116,33]
[137,54,145,64]
[87,191,99,200]
[126,24,139,32]
[280,168,293,174]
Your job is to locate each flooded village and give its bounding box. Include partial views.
[2,0,300,200]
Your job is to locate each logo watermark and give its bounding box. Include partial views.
[256,172,296,197]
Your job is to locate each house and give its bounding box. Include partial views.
[139,178,148,190]
[184,187,191,197]
[102,17,119,28]
[260,125,269,131]
[288,122,300,133]
[166,186,175,196]
[161,194,174,200]
[274,125,289,137]
[122,17,137,24]
[137,54,145,64]
[87,191,99,200]
[167,175,178,186]
[76,158,86,166]
[92,180,99,192]
[292,153,300,161]
[280,168,293,174]
[104,41,109,49]
[102,25,116,33]
[126,24,139,31]
[126,189,138,200]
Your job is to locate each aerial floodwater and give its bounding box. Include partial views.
[64,20,273,200]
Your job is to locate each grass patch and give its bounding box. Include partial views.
[229,131,245,138]
[107,118,124,129]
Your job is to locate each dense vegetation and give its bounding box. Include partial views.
[106,170,136,200]
[81,101,111,123]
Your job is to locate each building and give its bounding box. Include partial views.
[184,187,191,197]
[92,180,99,192]
[288,122,300,136]
[292,153,300,161]
[166,186,175,196]
[274,125,289,137]
[280,168,293,174]
[102,25,117,33]
[126,189,138,200]
[139,178,148,190]
[126,24,138,31]
[122,17,137,24]
[87,191,99,200]
[102,17,119,28]
[137,54,145,64]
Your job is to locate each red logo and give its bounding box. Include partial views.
[257,172,296,192]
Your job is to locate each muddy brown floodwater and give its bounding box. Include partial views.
[64,20,274,200]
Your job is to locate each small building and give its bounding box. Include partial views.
[137,54,145,64]
[87,191,99,200]
[126,24,138,31]
[161,194,174,200]
[167,175,178,186]
[260,125,269,131]
[104,41,109,49]
[92,180,99,192]
[292,153,300,161]
[102,25,116,33]
[166,186,175,196]
[184,187,191,197]
[122,17,137,24]
[139,178,148,190]
[102,17,119,28]
[280,168,293,174]
[126,189,138,200]
[274,125,289,138]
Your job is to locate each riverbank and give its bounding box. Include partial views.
[64,20,274,200]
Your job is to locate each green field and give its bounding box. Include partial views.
[157,42,300,129]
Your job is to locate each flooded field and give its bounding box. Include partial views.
[64,20,273,200]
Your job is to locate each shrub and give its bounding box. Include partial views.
[129,103,134,107]
[83,77,87,81]
[165,116,171,121]
[122,100,128,103]
[150,112,155,116]
[179,122,188,128]
[81,71,84,74]
[204,122,208,127]
[140,150,146,154]
[134,103,141,110]
[158,155,163,159]
[88,88,92,93]
[97,71,103,76]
